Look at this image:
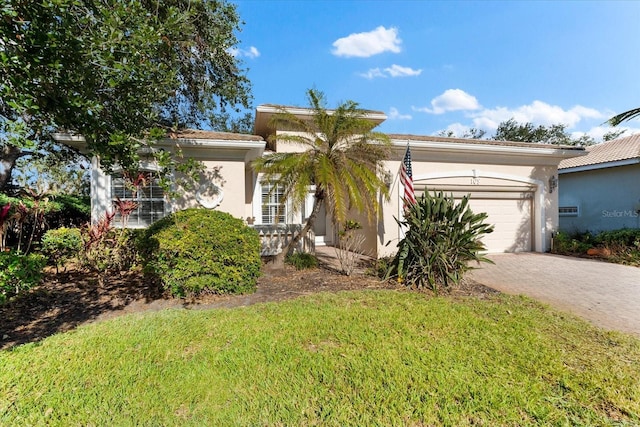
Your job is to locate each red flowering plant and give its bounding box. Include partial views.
[0,203,12,251]
[19,189,49,254]
[113,198,138,229]
[122,170,153,197]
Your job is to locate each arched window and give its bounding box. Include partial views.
[111,172,166,227]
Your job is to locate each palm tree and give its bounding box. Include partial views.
[252,89,391,265]
[609,108,640,126]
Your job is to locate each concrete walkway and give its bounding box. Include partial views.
[469,253,640,337]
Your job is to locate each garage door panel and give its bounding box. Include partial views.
[466,197,532,253]
[420,188,533,253]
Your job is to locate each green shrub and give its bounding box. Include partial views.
[0,193,90,253]
[286,252,318,270]
[41,227,83,272]
[594,228,640,248]
[0,252,46,304]
[366,256,394,279]
[387,192,494,293]
[552,231,593,254]
[46,194,91,229]
[140,209,261,297]
[80,214,140,273]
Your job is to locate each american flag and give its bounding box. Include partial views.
[399,144,416,208]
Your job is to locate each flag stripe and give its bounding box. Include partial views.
[399,145,416,208]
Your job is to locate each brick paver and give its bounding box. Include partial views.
[469,253,640,337]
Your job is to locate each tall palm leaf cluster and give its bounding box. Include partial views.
[609,108,640,126]
[252,89,391,263]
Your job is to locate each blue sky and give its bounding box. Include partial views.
[232,0,640,140]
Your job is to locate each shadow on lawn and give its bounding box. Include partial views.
[0,268,165,350]
[0,261,498,351]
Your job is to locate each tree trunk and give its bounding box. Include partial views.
[0,145,24,192]
[273,190,325,266]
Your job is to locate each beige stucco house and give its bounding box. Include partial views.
[57,104,585,257]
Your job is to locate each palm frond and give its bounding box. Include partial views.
[251,88,391,256]
[608,108,640,127]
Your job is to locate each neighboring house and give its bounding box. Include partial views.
[558,133,640,233]
[56,104,585,257]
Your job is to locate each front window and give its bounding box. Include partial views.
[559,206,579,217]
[261,182,286,224]
[111,173,166,227]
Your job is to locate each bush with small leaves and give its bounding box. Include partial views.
[551,231,593,254]
[367,256,395,279]
[286,252,318,270]
[594,228,640,249]
[41,227,83,272]
[139,208,261,297]
[387,192,494,293]
[79,213,140,273]
[0,252,46,304]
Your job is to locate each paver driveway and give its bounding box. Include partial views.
[468,253,640,337]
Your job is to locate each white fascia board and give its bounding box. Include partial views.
[391,139,586,160]
[158,138,266,151]
[558,158,640,174]
[52,132,88,152]
[53,132,85,142]
[256,104,387,122]
[53,132,265,152]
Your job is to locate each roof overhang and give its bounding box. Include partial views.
[53,132,266,161]
[389,137,587,166]
[559,158,640,174]
[52,133,90,154]
[254,104,387,140]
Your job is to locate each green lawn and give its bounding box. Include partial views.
[1,290,639,426]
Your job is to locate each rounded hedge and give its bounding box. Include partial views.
[41,227,83,269]
[140,208,261,297]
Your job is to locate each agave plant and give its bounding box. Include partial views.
[388,191,494,293]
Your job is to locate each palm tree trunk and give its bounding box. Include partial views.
[273,190,325,266]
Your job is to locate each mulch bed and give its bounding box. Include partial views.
[0,264,498,351]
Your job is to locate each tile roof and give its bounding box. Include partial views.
[559,133,640,170]
[169,129,264,141]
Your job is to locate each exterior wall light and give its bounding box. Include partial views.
[548,175,558,193]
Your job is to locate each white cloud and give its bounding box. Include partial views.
[414,89,480,114]
[246,46,261,59]
[384,64,422,77]
[388,107,412,120]
[359,64,421,79]
[573,125,640,142]
[470,101,604,131]
[359,68,387,79]
[440,122,472,137]
[228,46,260,59]
[332,26,401,58]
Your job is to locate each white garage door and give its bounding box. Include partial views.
[465,195,533,253]
[419,187,534,253]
